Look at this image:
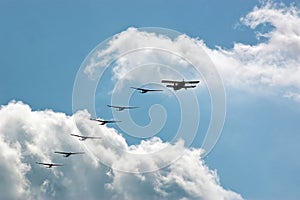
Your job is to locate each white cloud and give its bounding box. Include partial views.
[83,2,300,101]
[0,101,242,200]
[83,27,212,83]
[210,1,300,91]
[0,137,30,199]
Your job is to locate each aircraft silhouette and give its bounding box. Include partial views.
[107,105,139,111]
[161,79,200,91]
[131,87,163,94]
[36,162,63,168]
[70,134,102,141]
[54,151,85,157]
[90,118,121,125]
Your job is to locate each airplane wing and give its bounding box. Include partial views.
[131,87,162,92]
[183,85,197,88]
[91,118,117,124]
[130,87,143,90]
[106,120,121,123]
[107,105,139,109]
[161,80,181,83]
[36,162,49,166]
[86,136,102,139]
[36,162,63,167]
[166,85,175,88]
[130,87,150,93]
[54,151,68,155]
[185,80,200,84]
[90,118,102,122]
[71,152,85,155]
[70,134,84,138]
[54,151,84,155]
[51,163,64,167]
[107,105,119,108]
[146,89,163,92]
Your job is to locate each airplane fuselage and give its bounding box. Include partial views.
[174,82,185,90]
[167,81,186,91]
[140,90,147,93]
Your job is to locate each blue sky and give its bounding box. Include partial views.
[1,0,300,200]
[0,0,260,112]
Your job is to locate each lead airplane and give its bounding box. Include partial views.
[130,87,163,94]
[161,79,200,91]
[70,133,102,141]
[107,105,139,111]
[90,118,121,125]
[54,151,85,157]
[36,162,64,168]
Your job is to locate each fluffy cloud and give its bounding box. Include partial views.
[209,1,300,94]
[83,2,300,101]
[0,101,242,200]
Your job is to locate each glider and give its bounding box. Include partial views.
[70,133,102,141]
[130,87,163,94]
[90,118,121,125]
[36,162,64,168]
[107,105,139,111]
[54,151,85,157]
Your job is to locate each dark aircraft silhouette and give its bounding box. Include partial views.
[130,87,163,94]
[70,133,102,141]
[107,105,139,111]
[54,151,85,157]
[161,79,200,91]
[36,162,64,168]
[90,118,121,125]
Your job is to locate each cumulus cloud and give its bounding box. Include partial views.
[209,1,300,94]
[205,1,300,99]
[83,1,300,101]
[0,101,243,200]
[4,1,299,199]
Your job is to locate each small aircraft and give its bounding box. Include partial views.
[161,79,200,91]
[70,133,102,141]
[54,151,85,157]
[107,105,139,111]
[36,162,64,168]
[130,87,163,94]
[90,118,121,125]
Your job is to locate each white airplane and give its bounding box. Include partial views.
[107,105,139,111]
[90,118,121,125]
[54,151,85,157]
[70,134,102,141]
[131,87,163,94]
[36,162,64,168]
[161,79,200,91]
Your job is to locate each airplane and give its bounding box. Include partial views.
[36,162,64,168]
[107,105,139,111]
[54,151,85,157]
[130,87,163,94]
[161,79,200,91]
[70,133,102,141]
[90,118,121,125]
